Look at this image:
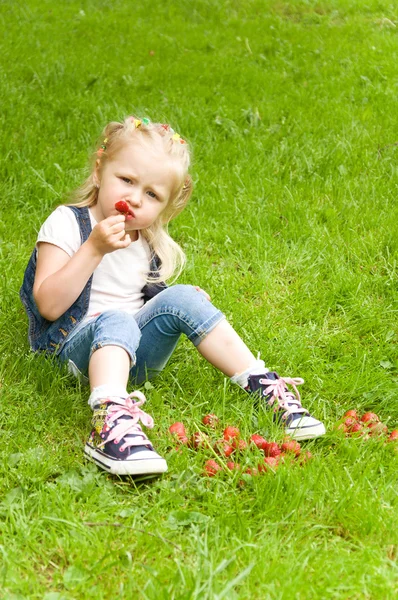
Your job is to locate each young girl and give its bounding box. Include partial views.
[20,116,325,477]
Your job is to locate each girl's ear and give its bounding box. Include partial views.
[93,159,101,186]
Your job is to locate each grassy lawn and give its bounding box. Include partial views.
[1,0,398,597]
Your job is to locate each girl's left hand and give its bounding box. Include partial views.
[194,286,211,301]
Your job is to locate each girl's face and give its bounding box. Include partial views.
[92,140,179,238]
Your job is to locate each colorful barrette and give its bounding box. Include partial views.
[162,125,186,144]
[173,132,186,144]
[142,117,150,125]
[132,119,142,128]
[97,137,108,157]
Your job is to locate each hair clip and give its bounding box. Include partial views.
[142,117,150,125]
[172,132,186,144]
[161,123,184,142]
[132,118,142,128]
[97,137,108,157]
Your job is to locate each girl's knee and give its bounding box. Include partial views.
[160,284,205,307]
[156,285,219,327]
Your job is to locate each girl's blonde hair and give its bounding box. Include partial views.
[69,116,193,282]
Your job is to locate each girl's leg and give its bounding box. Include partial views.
[196,319,258,377]
[132,285,325,441]
[58,311,140,385]
[197,319,325,440]
[132,285,263,383]
[89,346,130,389]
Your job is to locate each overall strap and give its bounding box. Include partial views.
[67,205,92,243]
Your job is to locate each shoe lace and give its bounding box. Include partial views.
[259,376,306,420]
[99,390,154,452]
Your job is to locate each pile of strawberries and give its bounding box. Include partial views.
[168,414,312,478]
[337,410,398,441]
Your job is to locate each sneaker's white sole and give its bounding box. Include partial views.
[286,423,326,441]
[84,444,168,476]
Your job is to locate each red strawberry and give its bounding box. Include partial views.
[245,467,259,476]
[345,418,365,433]
[344,409,358,420]
[361,412,379,424]
[202,413,219,428]
[232,438,248,452]
[214,440,235,457]
[343,416,357,428]
[263,442,281,458]
[169,421,186,436]
[349,423,364,435]
[169,422,188,444]
[190,431,210,449]
[223,444,235,457]
[298,451,313,465]
[115,200,129,214]
[388,430,398,441]
[250,434,268,450]
[203,459,222,477]
[367,422,388,436]
[226,461,240,471]
[281,439,301,457]
[261,456,280,471]
[223,426,240,441]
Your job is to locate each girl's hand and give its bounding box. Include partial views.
[88,215,131,255]
[194,286,211,301]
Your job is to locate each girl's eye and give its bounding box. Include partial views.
[147,190,157,199]
[121,177,132,184]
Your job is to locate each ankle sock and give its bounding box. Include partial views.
[89,384,129,410]
[230,359,268,389]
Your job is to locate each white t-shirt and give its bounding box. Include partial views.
[37,205,151,318]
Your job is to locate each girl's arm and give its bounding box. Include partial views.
[33,214,131,321]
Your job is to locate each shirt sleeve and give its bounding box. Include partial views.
[36,206,82,257]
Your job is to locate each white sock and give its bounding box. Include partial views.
[89,384,128,410]
[230,359,268,389]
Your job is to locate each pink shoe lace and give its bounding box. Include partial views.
[98,390,154,452]
[258,376,306,421]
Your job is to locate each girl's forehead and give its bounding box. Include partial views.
[117,139,168,163]
[114,140,183,180]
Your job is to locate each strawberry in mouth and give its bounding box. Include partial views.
[115,201,134,220]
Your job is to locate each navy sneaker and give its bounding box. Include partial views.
[247,372,326,441]
[84,390,167,476]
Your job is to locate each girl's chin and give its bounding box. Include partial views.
[125,222,138,232]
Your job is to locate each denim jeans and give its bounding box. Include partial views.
[58,284,225,386]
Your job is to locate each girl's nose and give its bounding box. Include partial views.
[128,190,142,207]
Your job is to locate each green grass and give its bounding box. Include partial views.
[1,0,398,597]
